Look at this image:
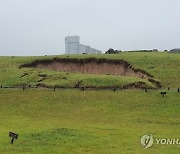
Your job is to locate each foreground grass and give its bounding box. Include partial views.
[0,89,179,153]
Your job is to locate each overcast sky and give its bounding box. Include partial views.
[0,0,180,56]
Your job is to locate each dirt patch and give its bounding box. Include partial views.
[123,81,148,89]
[37,62,148,79]
[20,57,152,78]
[74,80,83,88]
[148,78,161,88]
[37,73,47,82]
[19,72,28,78]
[20,57,161,88]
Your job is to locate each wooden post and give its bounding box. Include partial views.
[161,92,166,97]
[11,138,14,144]
[113,88,116,92]
[9,132,18,144]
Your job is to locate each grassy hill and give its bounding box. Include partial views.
[0,52,180,153]
[0,56,154,89]
[1,52,180,88]
[59,52,180,88]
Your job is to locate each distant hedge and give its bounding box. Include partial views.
[127,49,159,52]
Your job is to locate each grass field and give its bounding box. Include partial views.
[0,52,180,153]
[0,89,179,153]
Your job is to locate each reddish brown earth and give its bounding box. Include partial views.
[36,62,148,79]
[20,57,161,88]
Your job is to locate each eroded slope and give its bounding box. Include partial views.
[20,57,161,89]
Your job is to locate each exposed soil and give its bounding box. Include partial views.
[19,72,28,78]
[37,62,149,79]
[20,57,161,88]
[123,81,147,89]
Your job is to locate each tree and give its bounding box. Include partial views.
[105,48,121,54]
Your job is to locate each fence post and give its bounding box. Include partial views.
[161,92,166,97]
[113,88,116,92]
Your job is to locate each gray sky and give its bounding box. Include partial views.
[0,0,180,56]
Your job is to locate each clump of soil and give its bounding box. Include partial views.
[19,72,28,78]
[38,73,47,82]
[123,81,148,89]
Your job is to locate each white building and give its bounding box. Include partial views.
[65,36,102,54]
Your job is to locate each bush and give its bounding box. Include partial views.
[105,48,121,54]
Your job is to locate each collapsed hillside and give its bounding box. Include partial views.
[20,57,161,89]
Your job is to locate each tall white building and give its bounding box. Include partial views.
[65,36,102,54]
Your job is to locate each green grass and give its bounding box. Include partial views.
[0,89,179,153]
[1,52,180,88]
[0,55,156,89]
[59,52,180,88]
[0,52,179,153]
